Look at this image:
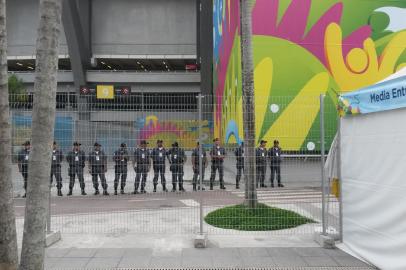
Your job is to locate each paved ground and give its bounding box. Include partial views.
[44,247,375,269]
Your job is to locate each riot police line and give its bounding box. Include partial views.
[17,138,284,197]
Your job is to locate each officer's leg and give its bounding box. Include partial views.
[92,172,99,195]
[68,168,75,195]
[114,166,120,193]
[160,166,166,186]
[219,164,225,189]
[56,167,63,195]
[270,166,275,187]
[100,173,108,194]
[277,166,283,187]
[209,164,216,190]
[192,168,198,191]
[121,169,127,193]
[50,171,54,187]
[153,166,159,192]
[236,167,241,188]
[179,166,184,191]
[134,168,141,194]
[77,168,86,195]
[141,167,147,193]
[171,166,177,192]
[255,166,260,188]
[22,171,28,197]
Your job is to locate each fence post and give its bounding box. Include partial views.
[197,94,204,235]
[320,94,327,236]
[337,116,343,242]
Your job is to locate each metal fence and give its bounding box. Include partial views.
[10,93,339,240]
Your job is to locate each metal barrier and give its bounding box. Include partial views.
[10,93,340,240]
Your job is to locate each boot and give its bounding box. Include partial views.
[193,183,197,191]
[278,183,284,187]
[270,183,274,188]
[179,183,185,192]
[67,189,73,196]
[103,190,109,196]
[22,193,26,198]
[171,184,176,192]
[81,189,87,195]
[57,189,63,196]
[94,189,100,195]
[162,184,168,192]
[220,185,226,190]
[132,190,139,194]
[120,189,125,195]
[236,180,240,189]
[133,184,139,194]
[114,189,118,195]
[140,185,146,194]
[153,184,157,193]
[210,184,213,190]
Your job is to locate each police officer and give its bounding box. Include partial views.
[269,139,284,187]
[88,142,109,195]
[209,138,226,190]
[168,142,186,192]
[66,142,86,196]
[256,140,268,188]
[50,141,64,196]
[113,143,129,195]
[151,140,168,192]
[191,142,207,191]
[133,140,151,194]
[234,141,244,189]
[17,141,31,198]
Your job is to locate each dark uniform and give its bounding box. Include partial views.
[113,143,129,194]
[50,143,64,196]
[151,142,168,192]
[66,142,86,195]
[133,143,151,194]
[256,146,268,188]
[269,143,283,187]
[191,143,207,191]
[209,140,226,190]
[17,141,30,197]
[88,143,108,195]
[168,142,186,192]
[235,143,244,189]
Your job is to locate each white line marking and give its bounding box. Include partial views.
[180,199,200,207]
[127,198,167,202]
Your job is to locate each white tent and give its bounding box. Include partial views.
[336,69,406,270]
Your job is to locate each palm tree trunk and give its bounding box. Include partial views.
[19,1,62,269]
[240,0,257,208]
[0,1,19,269]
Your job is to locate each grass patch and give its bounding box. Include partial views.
[205,203,314,231]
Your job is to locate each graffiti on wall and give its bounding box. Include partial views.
[136,115,213,149]
[213,0,406,150]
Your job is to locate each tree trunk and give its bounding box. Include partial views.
[240,0,257,208]
[19,1,62,269]
[0,1,19,269]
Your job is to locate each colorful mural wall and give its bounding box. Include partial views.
[136,115,213,149]
[213,0,406,150]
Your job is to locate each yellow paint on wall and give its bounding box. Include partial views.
[254,57,273,142]
[261,72,330,150]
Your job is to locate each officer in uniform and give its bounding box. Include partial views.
[269,139,284,187]
[50,141,64,196]
[133,140,151,194]
[168,142,186,192]
[234,141,244,189]
[17,141,31,198]
[256,140,268,188]
[66,142,86,196]
[209,138,226,190]
[151,139,168,192]
[88,142,109,195]
[113,143,129,195]
[191,142,207,191]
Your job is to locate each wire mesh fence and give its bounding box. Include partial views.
[10,92,339,238]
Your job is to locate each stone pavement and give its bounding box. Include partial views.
[44,247,376,269]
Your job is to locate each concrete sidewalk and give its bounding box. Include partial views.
[44,247,375,269]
